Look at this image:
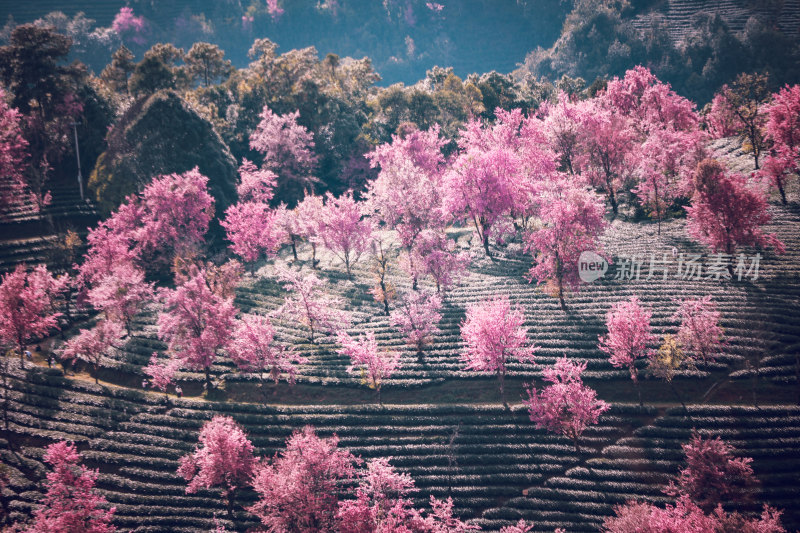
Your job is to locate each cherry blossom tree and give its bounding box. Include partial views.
[0,88,33,214]
[337,330,400,404]
[577,101,636,216]
[605,434,785,533]
[673,296,725,366]
[27,441,116,533]
[369,235,397,316]
[414,230,470,294]
[633,127,705,234]
[157,267,236,390]
[249,426,358,532]
[144,352,180,397]
[406,496,481,532]
[222,201,286,265]
[460,296,535,405]
[136,168,215,264]
[707,90,744,139]
[228,314,307,395]
[250,107,318,204]
[666,431,759,513]
[762,84,800,203]
[59,319,124,383]
[366,125,447,251]
[86,263,154,334]
[236,159,277,203]
[276,266,350,342]
[686,159,785,257]
[443,112,528,256]
[337,457,416,533]
[524,357,609,453]
[319,191,374,277]
[295,193,325,266]
[542,93,582,175]
[112,6,146,45]
[0,264,63,364]
[525,178,606,309]
[390,290,441,362]
[602,66,699,133]
[598,296,656,407]
[178,415,256,517]
[500,520,536,533]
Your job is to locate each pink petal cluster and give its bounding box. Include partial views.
[28,441,116,532]
[524,357,609,452]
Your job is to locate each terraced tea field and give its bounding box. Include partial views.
[2,142,800,531]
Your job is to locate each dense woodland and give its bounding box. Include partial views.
[1,1,800,532]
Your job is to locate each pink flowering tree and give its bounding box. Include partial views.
[542,93,582,176]
[524,357,610,453]
[576,101,636,217]
[603,66,699,133]
[406,496,481,532]
[525,178,606,309]
[136,168,215,265]
[222,201,286,265]
[295,193,325,266]
[112,6,147,46]
[319,191,374,277]
[390,290,442,362]
[177,415,256,517]
[460,296,535,405]
[762,84,800,204]
[605,434,785,533]
[337,330,401,404]
[414,230,471,294]
[366,125,447,276]
[249,426,358,532]
[143,352,180,397]
[228,314,307,395]
[633,127,705,234]
[443,113,527,256]
[27,441,116,533]
[222,160,285,266]
[666,431,759,513]
[337,457,416,532]
[86,263,154,334]
[0,264,64,364]
[673,295,725,365]
[59,319,124,383]
[707,89,744,138]
[236,159,277,203]
[598,296,656,407]
[686,159,785,257]
[0,88,33,214]
[157,267,237,390]
[276,266,350,343]
[250,107,318,204]
[500,520,536,533]
[368,234,397,316]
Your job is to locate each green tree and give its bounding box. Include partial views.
[89,90,237,215]
[185,42,231,87]
[100,45,135,94]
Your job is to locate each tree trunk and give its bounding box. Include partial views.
[226,489,235,518]
[311,243,318,268]
[290,236,298,261]
[669,380,688,413]
[778,179,787,205]
[632,370,643,408]
[377,386,382,406]
[381,280,390,316]
[498,369,507,408]
[205,368,212,392]
[608,188,618,217]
